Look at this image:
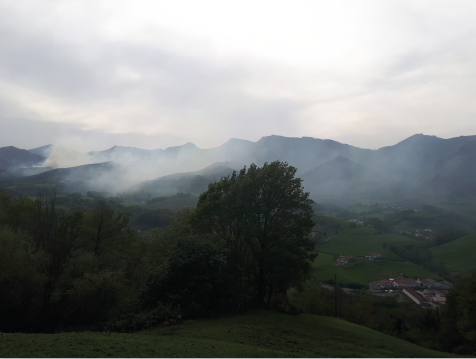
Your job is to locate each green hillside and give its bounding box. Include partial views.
[0,311,455,358]
[316,233,416,259]
[430,233,476,272]
[312,253,440,285]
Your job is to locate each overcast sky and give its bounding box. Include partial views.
[1,0,476,151]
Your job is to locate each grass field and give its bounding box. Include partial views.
[430,233,476,273]
[312,253,440,285]
[315,233,415,259]
[0,311,456,358]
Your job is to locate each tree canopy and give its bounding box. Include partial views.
[193,161,317,307]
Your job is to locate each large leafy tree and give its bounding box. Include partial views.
[193,161,316,307]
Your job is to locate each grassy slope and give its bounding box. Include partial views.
[316,233,415,259]
[313,249,440,285]
[0,311,455,358]
[430,233,476,272]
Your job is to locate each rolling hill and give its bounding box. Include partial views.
[129,161,240,195]
[0,146,45,169]
[4,133,476,204]
[0,311,457,358]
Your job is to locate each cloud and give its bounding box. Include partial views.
[1,0,476,151]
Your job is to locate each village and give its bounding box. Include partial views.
[332,251,451,308]
[368,277,451,308]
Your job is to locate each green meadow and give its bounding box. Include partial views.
[312,254,441,285]
[316,232,416,259]
[0,311,456,358]
[430,233,476,273]
[313,229,441,286]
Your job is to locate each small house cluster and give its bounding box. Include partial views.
[334,252,381,266]
[398,229,434,240]
[335,255,355,266]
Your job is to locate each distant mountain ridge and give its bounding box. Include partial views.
[0,146,45,170]
[2,133,476,200]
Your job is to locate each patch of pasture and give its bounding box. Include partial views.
[430,233,476,273]
[376,261,441,280]
[312,258,440,285]
[312,260,386,285]
[315,234,415,259]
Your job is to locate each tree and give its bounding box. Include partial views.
[193,161,317,307]
[140,233,234,316]
[440,272,476,354]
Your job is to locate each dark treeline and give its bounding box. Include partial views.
[0,161,316,334]
[147,192,192,204]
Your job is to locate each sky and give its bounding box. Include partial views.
[1,0,476,151]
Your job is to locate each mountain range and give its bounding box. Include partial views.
[1,134,476,203]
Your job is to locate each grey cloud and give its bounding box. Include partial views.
[0,13,306,149]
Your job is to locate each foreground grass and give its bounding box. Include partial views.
[0,311,457,358]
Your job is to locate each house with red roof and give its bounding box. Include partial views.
[365,252,381,260]
[403,288,429,305]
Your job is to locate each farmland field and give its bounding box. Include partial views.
[430,233,476,272]
[315,233,415,259]
[311,255,441,285]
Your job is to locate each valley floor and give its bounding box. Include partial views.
[0,311,458,358]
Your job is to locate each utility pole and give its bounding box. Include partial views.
[334,274,337,318]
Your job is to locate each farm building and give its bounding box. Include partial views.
[394,279,418,288]
[424,289,446,297]
[418,278,442,288]
[432,297,447,305]
[365,252,381,260]
[369,282,382,293]
[379,279,393,289]
[337,255,355,265]
[403,288,428,305]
